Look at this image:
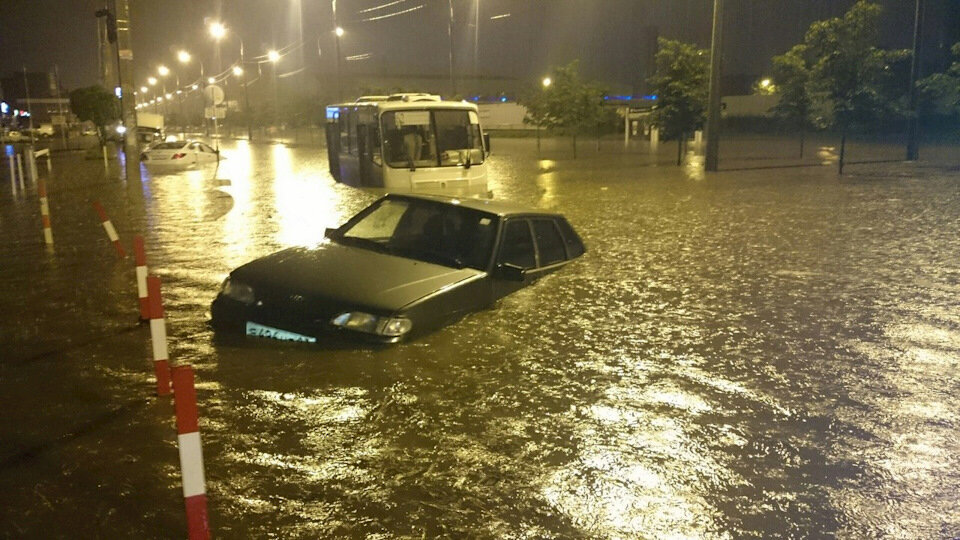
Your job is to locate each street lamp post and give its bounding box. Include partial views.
[158,65,170,120]
[333,0,344,100]
[268,50,281,129]
[148,76,158,114]
[177,50,191,137]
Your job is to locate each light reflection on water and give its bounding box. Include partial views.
[136,139,960,538]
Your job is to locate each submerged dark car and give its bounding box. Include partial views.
[211,193,585,343]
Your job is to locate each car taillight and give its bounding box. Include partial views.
[172,152,186,159]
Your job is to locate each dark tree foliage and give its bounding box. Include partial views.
[801,0,910,132]
[918,42,960,118]
[520,61,608,158]
[646,38,709,142]
[69,85,119,144]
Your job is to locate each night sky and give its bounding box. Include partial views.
[1,0,957,94]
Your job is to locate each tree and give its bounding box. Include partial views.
[520,61,607,159]
[771,44,813,157]
[646,38,709,164]
[800,0,910,171]
[69,85,119,144]
[918,42,960,119]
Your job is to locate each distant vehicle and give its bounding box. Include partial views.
[136,112,165,144]
[325,93,490,194]
[211,193,586,344]
[2,130,24,142]
[36,124,54,138]
[141,140,219,167]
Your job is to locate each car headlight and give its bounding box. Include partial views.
[221,277,255,304]
[331,312,413,338]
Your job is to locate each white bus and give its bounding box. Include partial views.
[325,94,489,192]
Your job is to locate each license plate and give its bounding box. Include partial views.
[245,322,317,343]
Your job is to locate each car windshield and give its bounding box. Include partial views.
[335,198,498,270]
[150,142,186,150]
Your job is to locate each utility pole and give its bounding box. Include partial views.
[113,0,140,182]
[906,0,924,161]
[54,65,68,150]
[447,0,456,97]
[333,0,343,101]
[704,0,724,172]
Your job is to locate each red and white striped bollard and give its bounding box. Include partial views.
[172,365,211,540]
[147,276,171,396]
[134,236,149,320]
[93,201,126,258]
[38,179,53,245]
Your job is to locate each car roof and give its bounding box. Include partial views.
[384,193,561,218]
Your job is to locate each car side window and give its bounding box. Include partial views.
[532,219,566,266]
[556,217,585,258]
[497,219,536,269]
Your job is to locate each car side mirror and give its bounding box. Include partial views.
[497,263,526,282]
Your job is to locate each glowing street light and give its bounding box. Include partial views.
[209,21,226,40]
[267,50,280,63]
[178,50,191,64]
[158,65,170,77]
[759,78,772,88]
[140,86,148,93]
[165,93,172,99]
[147,76,157,86]
[207,77,216,84]
[335,26,345,37]
[232,65,244,76]
[191,84,199,90]
[542,77,551,87]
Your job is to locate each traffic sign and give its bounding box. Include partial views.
[204,106,226,119]
[203,85,224,106]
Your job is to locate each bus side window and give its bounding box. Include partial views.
[370,124,382,165]
[339,110,350,154]
[348,111,358,156]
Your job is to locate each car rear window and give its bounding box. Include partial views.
[556,217,585,258]
[532,219,566,266]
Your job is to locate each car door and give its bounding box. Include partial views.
[492,218,537,300]
[198,143,218,163]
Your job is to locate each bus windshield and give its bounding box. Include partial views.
[382,109,483,169]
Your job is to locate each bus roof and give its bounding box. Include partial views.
[328,96,478,113]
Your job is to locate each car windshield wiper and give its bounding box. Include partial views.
[337,235,393,254]
[391,246,464,269]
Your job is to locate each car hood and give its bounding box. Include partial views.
[230,242,483,313]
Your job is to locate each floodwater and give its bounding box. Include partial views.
[1,138,959,538]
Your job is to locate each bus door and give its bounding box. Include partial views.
[324,107,341,180]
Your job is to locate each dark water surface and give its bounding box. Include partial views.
[1,139,958,538]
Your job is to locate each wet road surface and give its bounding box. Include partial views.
[1,138,959,538]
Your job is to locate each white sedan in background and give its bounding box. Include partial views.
[141,140,219,167]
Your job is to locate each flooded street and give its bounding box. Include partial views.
[2,138,959,538]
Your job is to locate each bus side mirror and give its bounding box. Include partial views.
[483,133,491,155]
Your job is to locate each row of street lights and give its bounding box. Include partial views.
[136,17,348,140]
